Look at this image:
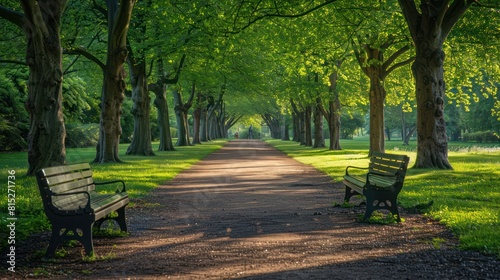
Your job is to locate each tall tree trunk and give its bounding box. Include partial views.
[151,83,175,151]
[208,115,217,140]
[329,99,342,150]
[192,90,202,144]
[192,107,202,144]
[292,113,299,142]
[399,0,472,169]
[19,1,68,175]
[304,105,313,146]
[94,0,135,163]
[412,48,451,168]
[368,75,386,154]
[173,89,191,146]
[262,113,281,139]
[126,61,154,156]
[320,64,343,151]
[281,115,289,141]
[149,55,185,151]
[217,102,226,138]
[290,100,301,142]
[313,98,325,148]
[299,111,306,145]
[200,106,209,142]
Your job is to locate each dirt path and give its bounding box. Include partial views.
[3,140,500,279]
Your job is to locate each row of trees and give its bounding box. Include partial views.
[1,0,499,175]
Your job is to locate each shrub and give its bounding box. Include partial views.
[462,131,500,143]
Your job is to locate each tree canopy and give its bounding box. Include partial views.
[1,0,499,173]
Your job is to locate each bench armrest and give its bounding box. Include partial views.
[95,180,126,192]
[345,166,369,176]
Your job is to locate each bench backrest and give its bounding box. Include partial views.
[369,152,410,182]
[36,163,96,207]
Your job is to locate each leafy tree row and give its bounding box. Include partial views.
[1,0,499,175]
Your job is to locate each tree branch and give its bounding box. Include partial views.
[231,0,338,34]
[384,56,415,78]
[92,0,107,20]
[382,45,410,71]
[162,53,186,85]
[64,47,106,70]
[63,29,103,74]
[0,59,27,66]
[397,0,419,41]
[0,5,24,28]
[442,0,475,39]
[352,40,369,76]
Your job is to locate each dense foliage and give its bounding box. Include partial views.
[0,0,498,156]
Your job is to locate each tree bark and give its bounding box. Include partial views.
[94,0,135,163]
[281,114,289,141]
[313,98,325,148]
[304,105,313,146]
[151,83,175,151]
[126,61,155,156]
[290,99,306,145]
[262,113,281,139]
[292,112,299,142]
[399,0,472,169]
[200,105,209,142]
[173,88,192,146]
[192,89,202,144]
[319,62,343,150]
[18,0,68,175]
[368,73,386,154]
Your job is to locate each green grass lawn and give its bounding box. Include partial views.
[0,140,226,251]
[266,138,500,257]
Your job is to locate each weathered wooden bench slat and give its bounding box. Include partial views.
[39,163,91,176]
[47,177,95,194]
[342,152,409,222]
[43,170,93,187]
[36,163,129,258]
[369,163,401,175]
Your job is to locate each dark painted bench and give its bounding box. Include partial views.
[343,152,410,222]
[36,163,129,258]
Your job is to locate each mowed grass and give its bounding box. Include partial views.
[0,140,226,250]
[267,138,500,257]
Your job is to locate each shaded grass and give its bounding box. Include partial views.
[267,138,500,257]
[0,140,226,250]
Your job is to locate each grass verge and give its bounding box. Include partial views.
[0,140,226,251]
[267,138,500,257]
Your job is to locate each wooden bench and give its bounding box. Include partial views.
[343,152,410,222]
[36,163,129,258]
